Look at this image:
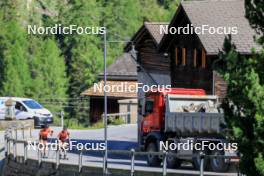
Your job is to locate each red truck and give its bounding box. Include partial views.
[139,88,237,172]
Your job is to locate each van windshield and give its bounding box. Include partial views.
[23,100,43,109]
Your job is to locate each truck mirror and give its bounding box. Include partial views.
[145,100,154,115]
[138,104,142,115]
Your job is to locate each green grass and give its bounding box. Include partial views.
[88,120,104,129]
[110,118,125,125]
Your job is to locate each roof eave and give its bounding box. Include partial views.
[158,4,183,51]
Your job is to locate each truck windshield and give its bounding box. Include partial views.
[23,100,43,109]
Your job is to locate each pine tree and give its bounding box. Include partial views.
[0,20,31,97]
[216,0,264,173]
[102,0,142,64]
[28,36,68,114]
[139,0,179,22]
[58,0,103,125]
[0,0,180,126]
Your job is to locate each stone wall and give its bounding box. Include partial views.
[0,119,34,130]
[2,155,107,176]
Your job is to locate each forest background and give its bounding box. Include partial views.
[0,0,180,127]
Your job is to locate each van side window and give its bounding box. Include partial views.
[145,100,154,114]
[15,102,27,112]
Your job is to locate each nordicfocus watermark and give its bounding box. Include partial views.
[160,140,238,152]
[93,82,171,93]
[28,24,106,35]
[27,140,106,151]
[160,24,238,35]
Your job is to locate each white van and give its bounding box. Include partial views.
[0,97,53,126]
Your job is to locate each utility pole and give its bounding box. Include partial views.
[103,26,108,175]
[60,110,64,129]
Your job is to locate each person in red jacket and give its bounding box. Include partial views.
[39,124,53,157]
[57,126,70,159]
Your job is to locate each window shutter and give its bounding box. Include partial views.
[202,48,206,68]
[182,48,186,66]
[175,47,178,66]
[194,48,197,67]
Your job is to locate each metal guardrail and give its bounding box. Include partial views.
[4,125,242,176]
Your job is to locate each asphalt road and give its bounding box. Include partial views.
[33,124,139,151]
[40,124,138,141]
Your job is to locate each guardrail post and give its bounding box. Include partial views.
[24,141,28,162]
[9,129,13,139]
[7,139,11,156]
[56,146,60,169]
[13,140,17,159]
[4,137,8,156]
[15,129,18,140]
[29,127,32,138]
[22,128,25,139]
[162,151,167,176]
[38,148,41,166]
[200,152,205,176]
[103,150,108,175]
[78,150,83,172]
[130,149,135,176]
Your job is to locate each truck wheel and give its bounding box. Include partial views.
[167,150,181,169]
[192,150,209,171]
[209,149,229,172]
[146,143,161,167]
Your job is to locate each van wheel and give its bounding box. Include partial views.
[167,149,181,168]
[192,149,209,171]
[146,142,161,167]
[209,149,229,172]
[33,116,40,128]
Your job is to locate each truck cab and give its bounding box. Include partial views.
[141,88,206,136]
[139,88,237,172]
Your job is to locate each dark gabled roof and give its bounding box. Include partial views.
[159,0,261,55]
[125,22,168,51]
[98,53,137,80]
[144,22,169,45]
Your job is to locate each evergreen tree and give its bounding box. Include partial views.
[139,0,179,22]
[102,0,141,64]
[0,20,31,97]
[58,0,103,125]
[28,36,68,113]
[0,0,180,126]
[216,0,264,174]
[245,0,264,44]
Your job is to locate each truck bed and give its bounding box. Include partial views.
[164,94,224,135]
[165,112,224,135]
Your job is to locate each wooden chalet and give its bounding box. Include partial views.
[127,0,260,104]
[82,53,138,123]
[125,22,171,106]
[159,0,260,99]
